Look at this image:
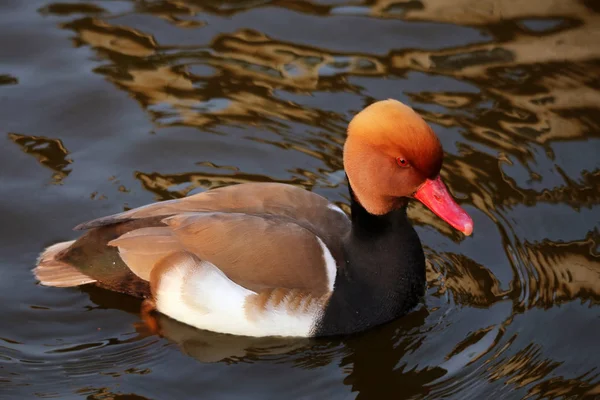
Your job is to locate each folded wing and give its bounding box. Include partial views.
[109,211,338,295]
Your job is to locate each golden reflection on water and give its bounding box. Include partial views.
[427,233,600,309]
[135,169,308,199]
[9,133,72,183]
[8,0,600,397]
[62,17,378,129]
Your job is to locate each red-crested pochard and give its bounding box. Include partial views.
[34,99,473,337]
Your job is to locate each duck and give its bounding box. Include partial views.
[34,99,473,338]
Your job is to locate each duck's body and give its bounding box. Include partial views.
[35,100,473,337]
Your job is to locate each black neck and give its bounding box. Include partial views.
[314,182,426,336]
[348,184,407,237]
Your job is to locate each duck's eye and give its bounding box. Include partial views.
[396,157,410,167]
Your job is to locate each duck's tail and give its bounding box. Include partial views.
[34,241,96,287]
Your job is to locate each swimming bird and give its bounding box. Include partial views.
[34,99,473,337]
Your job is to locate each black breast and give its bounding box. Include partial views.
[313,205,426,337]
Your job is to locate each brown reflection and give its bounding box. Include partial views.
[76,387,151,400]
[517,232,600,309]
[209,29,384,91]
[131,0,282,18]
[443,151,600,216]
[8,133,72,183]
[427,231,600,312]
[385,0,594,27]
[134,170,310,200]
[388,1,600,155]
[408,149,599,245]
[446,325,496,360]
[488,342,562,387]
[62,17,157,57]
[0,74,18,85]
[427,252,507,307]
[49,0,600,143]
[484,340,600,398]
[528,375,600,399]
[59,17,384,130]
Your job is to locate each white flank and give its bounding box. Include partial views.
[316,237,337,291]
[154,254,322,337]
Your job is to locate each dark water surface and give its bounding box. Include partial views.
[1,0,599,398]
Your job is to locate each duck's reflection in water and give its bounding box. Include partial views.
[144,300,449,398]
[340,307,449,399]
[152,313,316,364]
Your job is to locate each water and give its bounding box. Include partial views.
[1,0,599,398]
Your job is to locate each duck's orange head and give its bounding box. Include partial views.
[344,99,473,236]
